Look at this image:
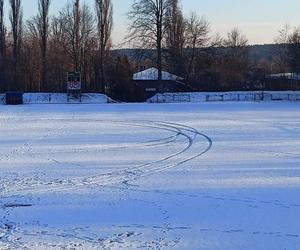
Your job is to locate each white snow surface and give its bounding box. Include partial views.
[0,102,300,249]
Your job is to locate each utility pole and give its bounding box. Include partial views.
[74,0,80,72]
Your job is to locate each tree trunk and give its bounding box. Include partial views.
[157,40,162,81]
[100,48,105,93]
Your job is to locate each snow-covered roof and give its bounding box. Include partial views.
[133,67,184,81]
[266,73,300,80]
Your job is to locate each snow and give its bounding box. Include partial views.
[0,102,300,249]
[133,67,184,81]
[148,91,300,103]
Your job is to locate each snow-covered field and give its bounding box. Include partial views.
[0,102,300,249]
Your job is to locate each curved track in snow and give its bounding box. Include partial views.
[0,120,212,196]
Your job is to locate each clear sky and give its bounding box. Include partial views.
[5,0,300,46]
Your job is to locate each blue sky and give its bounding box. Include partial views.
[6,0,300,45]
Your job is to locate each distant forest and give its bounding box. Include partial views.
[0,0,300,101]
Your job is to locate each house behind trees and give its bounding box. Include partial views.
[132,67,191,100]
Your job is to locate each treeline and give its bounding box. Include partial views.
[0,0,113,94]
[0,0,299,101]
[126,0,300,94]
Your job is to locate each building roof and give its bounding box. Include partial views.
[133,67,184,81]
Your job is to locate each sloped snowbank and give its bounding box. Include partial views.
[0,93,110,104]
[148,91,300,103]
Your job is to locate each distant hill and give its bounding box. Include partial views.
[112,44,284,64]
[248,44,281,63]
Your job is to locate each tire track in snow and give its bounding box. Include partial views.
[0,120,212,196]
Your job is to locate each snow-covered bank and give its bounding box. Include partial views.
[0,93,110,104]
[148,91,300,103]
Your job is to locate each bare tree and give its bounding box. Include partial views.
[48,16,70,90]
[0,0,6,91]
[37,0,51,91]
[58,0,81,72]
[22,27,41,91]
[205,33,224,78]
[80,4,96,89]
[273,25,290,74]
[287,27,300,74]
[222,28,249,89]
[9,0,23,90]
[74,0,80,72]
[55,3,95,89]
[223,27,248,50]
[58,3,80,72]
[127,0,172,81]
[0,0,4,51]
[165,0,185,75]
[0,0,5,57]
[95,0,113,92]
[27,0,51,91]
[185,13,209,81]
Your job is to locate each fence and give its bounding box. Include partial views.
[0,93,109,105]
[148,91,300,103]
[155,93,191,103]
